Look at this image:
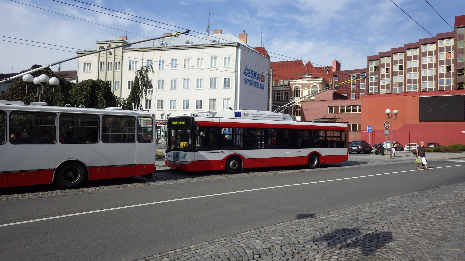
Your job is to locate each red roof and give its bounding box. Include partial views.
[254,47,269,58]
[271,60,332,83]
[455,15,465,27]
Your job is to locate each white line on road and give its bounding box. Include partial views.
[1,164,462,228]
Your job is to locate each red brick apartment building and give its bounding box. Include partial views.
[287,15,465,146]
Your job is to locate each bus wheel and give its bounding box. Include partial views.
[226,156,242,174]
[54,161,87,189]
[308,153,320,169]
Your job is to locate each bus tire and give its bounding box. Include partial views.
[308,153,320,169]
[225,156,242,174]
[54,161,87,189]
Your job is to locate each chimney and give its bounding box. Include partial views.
[239,31,247,45]
[332,60,341,72]
[213,29,222,34]
[119,36,127,40]
[163,33,172,37]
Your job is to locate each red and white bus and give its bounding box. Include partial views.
[0,100,156,189]
[165,110,348,173]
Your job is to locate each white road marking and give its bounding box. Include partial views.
[2,163,463,228]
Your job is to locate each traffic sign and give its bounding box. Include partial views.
[384,120,389,130]
[367,126,372,132]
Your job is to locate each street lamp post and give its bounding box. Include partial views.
[22,73,59,102]
[385,109,399,159]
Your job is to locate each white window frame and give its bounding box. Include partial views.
[210,56,218,68]
[196,57,204,68]
[170,79,177,90]
[209,99,216,110]
[210,77,217,89]
[83,62,92,72]
[169,100,176,110]
[114,80,120,91]
[195,100,203,110]
[183,79,190,89]
[99,62,105,72]
[157,80,164,90]
[170,58,178,69]
[223,56,231,67]
[114,61,120,71]
[183,58,191,69]
[145,99,152,110]
[196,79,203,89]
[107,62,113,71]
[158,60,165,70]
[127,80,134,90]
[128,60,138,71]
[222,98,231,110]
[223,77,231,89]
[156,100,164,110]
[182,100,189,110]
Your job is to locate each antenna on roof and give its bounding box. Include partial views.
[206,4,214,36]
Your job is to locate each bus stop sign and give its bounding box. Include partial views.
[384,120,389,130]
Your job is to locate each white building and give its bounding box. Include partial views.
[76,31,270,119]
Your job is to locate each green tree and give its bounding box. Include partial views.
[70,79,117,109]
[126,65,153,110]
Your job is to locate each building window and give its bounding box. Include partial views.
[114,81,120,91]
[183,58,191,68]
[169,100,176,110]
[369,60,379,72]
[183,79,190,89]
[407,72,418,79]
[293,86,301,97]
[114,61,120,71]
[349,124,359,132]
[158,60,165,70]
[223,78,231,88]
[458,41,464,49]
[209,99,216,110]
[145,99,151,110]
[182,100,189,110]
[210,78,217,89]
[196,57,204,68]
[146,60,153,67]
[294,106,301,117]
[393,87,403,93]
[157,80,164,90]
[439,38,454,46]
[170,58,178,69]
[439,78,453,86]
[406,84,417,91]
[360,83,365,89]
[107,62,113,71]
[210,56,218,68]
[421,81,435,90]
[393,53,404,60]
[421,43,435,51]
[196,79,203,89]
[369,76,378,82]
[369,86,378,93]
[407,48,418,55]
[222,98,230,110]
[83,62,92,72]
[156,100,164,110]
[99,62,105,72]
[407,60,418,67]
[129,60,138,71]
[333,75,338,81]
[128,80,134,90]
[223,56,231,67]
[380,57,390,63]
[275,92,281,101]
[195,100,203,110]
[170,79,177,90]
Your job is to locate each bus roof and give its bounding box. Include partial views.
[0,100,152,117]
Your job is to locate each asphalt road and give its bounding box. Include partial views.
[0,159,464,260]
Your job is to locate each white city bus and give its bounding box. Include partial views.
[165,110,348,173]
[0,100,156,189]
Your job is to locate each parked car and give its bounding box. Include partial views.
[349,140,372,154]
[427,142,439,148]
[404,143,418,151]
[393,142,403,151]
[382,141,393,149]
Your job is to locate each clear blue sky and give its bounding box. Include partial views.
[1,0,465,74]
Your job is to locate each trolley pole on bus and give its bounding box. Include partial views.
[385,109,398,159]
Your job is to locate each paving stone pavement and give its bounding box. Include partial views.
[142,152,465,260]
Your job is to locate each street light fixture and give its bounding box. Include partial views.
[22,73,59,102]
[385,109,399,159]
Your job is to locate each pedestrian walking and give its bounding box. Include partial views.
[416,141,429,170]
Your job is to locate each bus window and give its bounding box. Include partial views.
[170,129,192,149]
[0,111,5,144]
[9,111,56,144]
[137,117,153,143]
[60,114,99,144]
[102,116,136,143]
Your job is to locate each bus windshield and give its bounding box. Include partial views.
[168,128,193,150]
